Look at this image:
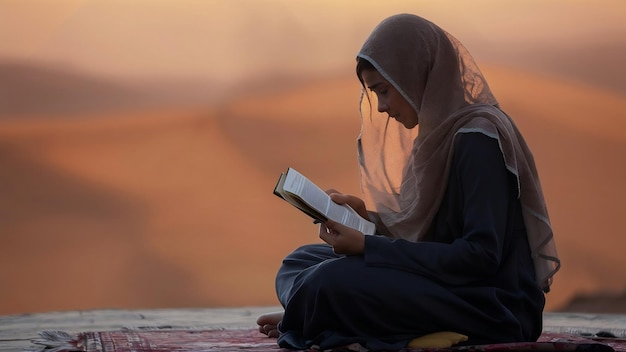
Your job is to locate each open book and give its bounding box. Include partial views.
[273,168,376,236]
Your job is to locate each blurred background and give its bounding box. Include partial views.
[1,0,625,316]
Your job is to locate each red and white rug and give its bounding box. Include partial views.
[28,328,624,352]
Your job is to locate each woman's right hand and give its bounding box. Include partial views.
[325,189,369,220]
[319,219,365,255]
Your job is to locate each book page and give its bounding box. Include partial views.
[282,168,376,235]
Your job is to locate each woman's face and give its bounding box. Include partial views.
[360,68,418,129]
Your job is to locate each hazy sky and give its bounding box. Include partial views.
[1,0,625,84]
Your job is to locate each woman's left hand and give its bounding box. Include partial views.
[319,220,365,255]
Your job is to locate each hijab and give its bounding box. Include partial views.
[356,14,560,292]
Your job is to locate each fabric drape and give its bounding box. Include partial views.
[355,13,559,292]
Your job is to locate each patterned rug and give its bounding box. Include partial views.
[28,328,625,352]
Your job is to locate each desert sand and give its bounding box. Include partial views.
[0,61,625,315]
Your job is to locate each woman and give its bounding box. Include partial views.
[258,13,559,351]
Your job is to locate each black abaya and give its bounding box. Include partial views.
[275,133,545,350]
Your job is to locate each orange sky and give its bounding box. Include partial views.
[1,0,625,84]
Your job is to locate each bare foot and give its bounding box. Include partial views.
[256,311,283,338]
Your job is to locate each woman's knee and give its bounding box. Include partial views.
[282,244,336,266]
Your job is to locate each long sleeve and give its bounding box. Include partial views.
[363,132,513,286]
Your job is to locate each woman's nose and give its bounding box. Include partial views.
[377,100,388,113]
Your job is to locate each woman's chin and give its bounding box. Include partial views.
[403,121,419,129]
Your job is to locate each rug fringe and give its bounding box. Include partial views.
[27,330,81,352]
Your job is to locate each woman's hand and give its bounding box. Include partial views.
[319,220,365,255]
[325,189,369,220]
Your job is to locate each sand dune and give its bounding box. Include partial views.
[0,61,145,115]
[216,75,364,192]
[0,63,625,315]
[0,61,223,116]
[0,109,316,314]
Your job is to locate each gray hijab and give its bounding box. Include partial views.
[356,14,559,292]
